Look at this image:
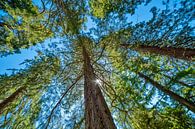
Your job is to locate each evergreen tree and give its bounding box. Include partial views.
[0,0,194,129]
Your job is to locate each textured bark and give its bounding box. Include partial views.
[121,44,195,61]
[82,45,116,129]
[138,72,195,113]
[0,86,25,114]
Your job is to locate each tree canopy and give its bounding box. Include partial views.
[0,0,194,129]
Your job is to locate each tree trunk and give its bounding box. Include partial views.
[82,45,116,129]
[121,44,195,61]
[138,72,195,113]
[0,86,25,114]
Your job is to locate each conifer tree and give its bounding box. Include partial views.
[0,0,194,129]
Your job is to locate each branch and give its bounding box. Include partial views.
[0,22,13,29]
[39,0,46,14]
[44,74,82,129]
[93,44,106,64]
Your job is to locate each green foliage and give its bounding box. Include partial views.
[125,1,194,49]
[0,55,60,127]
[0,0,37,14]
[90,0,151,18]
[102,27,195,128]
[47,0,86,35]
[0,0,194,128]
[173,67,194,81]
[0,1,53,56]
[130,107,194,129]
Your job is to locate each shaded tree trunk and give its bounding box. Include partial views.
[0,86,25,114]
[82,45,116,129]
[121,44,195,61]
[138,72,195,113]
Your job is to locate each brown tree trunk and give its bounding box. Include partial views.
[0,86,25,114]
[121,44,195,61]
[82,45,116,129]
[138,72,195,113]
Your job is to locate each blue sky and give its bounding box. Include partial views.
[1,1,194,128]
[0,0,166,74]
[0,48,37,74]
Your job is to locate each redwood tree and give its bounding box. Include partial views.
[0,0,194,129]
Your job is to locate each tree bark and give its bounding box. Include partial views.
[0,86,25,114]
[138,72,195,113]
[82,45,116,129]
[121,44,195,61]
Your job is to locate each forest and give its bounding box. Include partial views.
[0,0,194,129]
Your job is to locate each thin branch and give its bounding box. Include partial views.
[44,74,83,129]
[0,22,13,29]
[39,0,46,14]
[93,44,106,64]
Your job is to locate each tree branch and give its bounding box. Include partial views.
[44,74,82,129]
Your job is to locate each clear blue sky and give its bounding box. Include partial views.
[0,0,166,74]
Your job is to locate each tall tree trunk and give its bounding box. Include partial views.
[0,86,25,114]
[121,44,195,61]
[138,72,195,113]
[82,45,116,129]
